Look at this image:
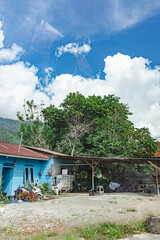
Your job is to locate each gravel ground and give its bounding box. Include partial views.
[0,192,160,238]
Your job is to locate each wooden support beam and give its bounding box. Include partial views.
[144,163,155,175]
[156,170,159,197]
[85,160,100,190]
[92,161,94,190]
[147,161,160,197]
[147,161,160,174]
[54,163,89,166]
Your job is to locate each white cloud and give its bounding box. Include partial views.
[0,20,4,48]
[0,62,50,119]
[0,20,51,119]
[103,53,160,137]
[56,42,91,57]
[0,43,24,63]
[44,53,160,138]
[112,0,160,31]
[44,74,110,103]
[43,67,54,86]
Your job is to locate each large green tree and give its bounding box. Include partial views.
[42,92,158,158]
[17,100,50,148]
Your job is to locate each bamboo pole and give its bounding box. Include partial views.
[156,170,159,197]
[92,161,94,190]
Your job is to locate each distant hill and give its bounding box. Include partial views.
[0,117,20,144]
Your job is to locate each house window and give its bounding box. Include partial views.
[25,168,28,182]
[24,166,34,184]
[30,168,34,182]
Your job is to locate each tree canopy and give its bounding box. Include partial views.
[41,92,158,158]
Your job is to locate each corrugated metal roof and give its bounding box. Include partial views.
[23,145,160,166]
[23,145,69,157]
[0,142,50,160]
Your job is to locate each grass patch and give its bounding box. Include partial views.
[118,210,126,214]
[78,220,146,240]
[81,225,98,239]
[96,221,146,239]
[0,220,147,240]
[63,232,77,240]
[89,209,97,213]
[137,198,143,201]
[108,201,118,204]
[126,208,137,212]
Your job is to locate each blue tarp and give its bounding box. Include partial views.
[9,200,28,203]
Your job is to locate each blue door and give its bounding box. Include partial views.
[2,167,13,195]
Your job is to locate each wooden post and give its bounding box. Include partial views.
[156,170,159,197]
[92,161,94,190]
[85,160,100,191]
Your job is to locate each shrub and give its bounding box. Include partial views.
[21,191,38,202]
[0,176,4,201]
[39,182,52,194]
[14,186,23,199]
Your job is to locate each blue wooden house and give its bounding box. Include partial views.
[0,142,75,196]
[0,142,53,196]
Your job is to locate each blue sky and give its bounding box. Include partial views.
[0,0,160,138]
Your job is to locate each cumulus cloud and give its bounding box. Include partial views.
[0,20,4,48]
[0,62,50,119]
[103,53,160,137]
[44,53,160,138]
[0,43,24,63]
[56,42,91,57]
[0,21,51,119]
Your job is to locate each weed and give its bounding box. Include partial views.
[127,208,137,212]
[146,213,155,217]
[44,232,57,237]
[119,210,126,214]
[64,233,77,240]
[2,225,14,234]
[3,196,9,204]
[81,226,98,239]
[72,213,79,217]
[108,201,117,204]
[89,209,96,212]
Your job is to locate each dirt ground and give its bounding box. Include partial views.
[0,192,160,235]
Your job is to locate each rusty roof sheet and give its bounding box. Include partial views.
[23,145,69,157]
[155,142,160,157]
[22,145,160,166]
[0,142,50,160]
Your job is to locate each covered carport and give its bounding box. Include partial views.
[53,154,160,196]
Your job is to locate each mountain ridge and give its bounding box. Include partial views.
[0,117,20,144]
